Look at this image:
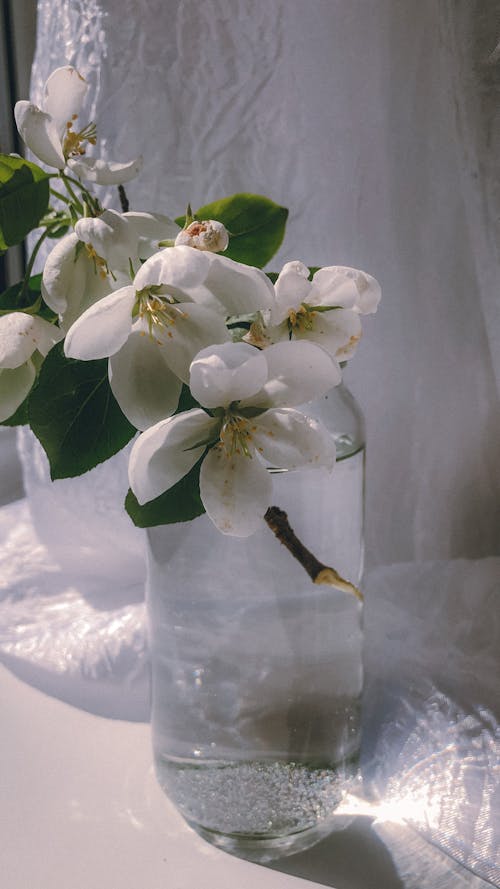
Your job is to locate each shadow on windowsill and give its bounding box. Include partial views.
[266,816,403,889]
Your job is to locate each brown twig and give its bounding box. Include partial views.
[118,184,129,212]
[264,505,363,601]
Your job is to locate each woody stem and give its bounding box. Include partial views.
[264,505,363,600]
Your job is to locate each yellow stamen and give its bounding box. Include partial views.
[137,290,185,343]
[85,243,110,279]
[62,120,98,160]
[219,415,253,459]
[288,304,316,333]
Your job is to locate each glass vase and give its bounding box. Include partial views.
[146,382,365,861]
[16,427,145,588]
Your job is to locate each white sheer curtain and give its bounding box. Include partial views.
[29,0,500,568]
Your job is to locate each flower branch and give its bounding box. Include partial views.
[264,505,363,600]
[0,63,380,587]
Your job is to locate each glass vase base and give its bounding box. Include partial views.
[188,817,352,863]
[156,755,359,863]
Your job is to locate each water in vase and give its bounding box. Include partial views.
[146,438,365,859]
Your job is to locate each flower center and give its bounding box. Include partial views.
[136,290,187,343]
[287,303,317,334]
[62,115,97,159]
[244,318,272,349]
[219,414,254,458]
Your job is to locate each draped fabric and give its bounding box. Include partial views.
[29,0,500,568]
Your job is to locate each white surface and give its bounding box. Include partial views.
[0,499,498,887]
[0,663,322,889]
[27,0,500,568]
[17,427,145,585]
[1,662,497,889]
[0,661,408,889]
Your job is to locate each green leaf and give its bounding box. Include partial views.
[0,274,57,321]
[0,278,38,312]
[0,155,50,249]
[125,456,206,527]
[28,342,136,479]
[176,193,288,268]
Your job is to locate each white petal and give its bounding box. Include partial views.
[0,313,35,367]
[0,313,59,368]
[41,233,86,316]
[352,270,381,314]
[109,330,183,431]
[129,408,218,504]
[39,233,122,331]
[59,266,114,333]
[67,155,143,185]
[248,340,341,408]
[190,342,268,408]
[64,286,136,360]
[312,266,381,314]
[43,66,88,136]
[155,303,230,383]
[14,101,64,168]
[134,245,209,294]
[272,260,312,323]
[123,212,181,259]
[29,316,62,357]
[203,252,274,314]
[296,308,362,359]
[0,361,36,422]
[310,267,358,309]
[200,445,272,537]
[253,408,336,471]
[75,209,138,270]
[123,212,180,240]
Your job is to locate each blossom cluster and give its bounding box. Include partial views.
[0,66,380,537]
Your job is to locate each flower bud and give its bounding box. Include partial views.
[175,219,229,253]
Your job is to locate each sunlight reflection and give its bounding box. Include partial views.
[337,788,442,829]
[344,691,500,887]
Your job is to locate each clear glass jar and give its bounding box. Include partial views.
[146,382,366,861]
[16,427,145,589]
[303,379,366,586]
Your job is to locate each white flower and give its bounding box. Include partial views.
[42,209,180,331]
[74,209,141,271]
[64,245,274,430]
[129,340,339,537]
[41,232,114,331]
[14,66,142,184]
[0,312,61,421]
[175,220,229,253]
[250,260,381,361]
[65,156,143,186]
